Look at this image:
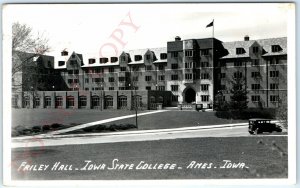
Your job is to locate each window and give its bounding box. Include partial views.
[119,87,126,90]
[121,56,126,61]
[270,71,279,78]
[201,49,209,56]
[68,70,73,75]
[109,77,115,82]
[146,54,151,60]
[22,96,29,107]
[146,86,151,90]
[171,74,178,80]
[201,62,209,67]
[79,96,87,108]
[73,79,79,83]
[109,67,114,73]
[95,87,103,91]
[120,67,126,72]
[171,52,178,58]
[185,62,194,69]
[171,85,179,91]
[118,96,127,108]
[71,54,76,58]
[201,84,209,91]
[158,75,165,81]
[44,96,51,107]
[55,96,63,108]
[70,60,77,65]
[105,96,114,108]
[201,73,210,79]
[109,87,114,90]
[236,48,245,54]
[234,62,243,67]
[172,95,178,102]
[158,64,165,71]
[89,58,96,64]
[74,70,79,74]
[95,68,103,73]
[61,51,68,56]
[201,95,209,102]
[185,74,192,80]
[160,53,167,59]
[171,64,178,69]
[145,65,152,71]
[270,58,279,65]
[132,76,138,82]
[145,76,152,81]
[251,84,260,90]
[271,45,282,52]
[58,61,65,66]
[134,55,142,61]
[252,59,260,66]
[100,58,108,63]
[111,57,118,62]
[251,72,261,78]
[12,96,18,108]
[158,86,165,91]
[185,50,193,57]
[85,78,89,83]
[253,46,259,53]
[68,79,72,84]
[66,96,75,108]
[85,88,89,91]
[270,83,279,90]
[34,97,40,107]
[251,95,260,102]
[234,72,243,79]
[220,73,226,79]
[132,95,143,108]
[270,95,279,102]
[220,85,226,90]
[119,77,126,82]
[91,96,100,108]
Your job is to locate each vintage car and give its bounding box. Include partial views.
[248,118,282,134]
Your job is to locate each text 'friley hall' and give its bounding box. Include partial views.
[12,35,287,110]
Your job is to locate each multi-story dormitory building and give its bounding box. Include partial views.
[12,35,287,110]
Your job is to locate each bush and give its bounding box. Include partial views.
[32,126,42,133]
[95,124,107,131]
[51,123,62,129]
[82,126,95,132]
[12,130,20,137]
[108,124,118,131]
[215,108,276,120]
[22,128,32,135]
[42,124,51,131]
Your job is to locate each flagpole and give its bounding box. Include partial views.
[212,20,214,110]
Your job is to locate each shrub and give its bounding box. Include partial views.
[42,124,51,131]
[108,124,118,131]
[32,126,42,133]
[22,128,32,135]
[215,108,276,120]
[51,123,62,129]
[11,130,20,137]
[82,126,95,132]
[95,124,107,131]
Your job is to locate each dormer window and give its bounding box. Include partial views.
[134,55,142,61]
[111,57,118,63]
[61,51,68,56]
[271,45,282,52]
[89,58,96,64]
[146,54,151,60]
[252,46,259,53]
[160,53,167,60]
[100,58,108,64]
[58,61,65,66]
[236,48,245,55]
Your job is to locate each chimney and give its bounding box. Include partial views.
[244,35,250,41]
[175,36,181,41]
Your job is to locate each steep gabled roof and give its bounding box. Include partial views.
[256,37,287,56]
[221,40,256,59]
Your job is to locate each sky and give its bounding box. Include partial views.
[5,3,292,62]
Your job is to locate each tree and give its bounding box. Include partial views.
[276,93,288,129]
[214,91,229,111]
[12,22,51,92]
[229,75,248,111]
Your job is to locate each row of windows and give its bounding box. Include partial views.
[220,71,280,79]
[220,59,283,67]
[251,95,280,102]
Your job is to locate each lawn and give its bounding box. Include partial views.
[11,136,287,180]
[12,109,247,132]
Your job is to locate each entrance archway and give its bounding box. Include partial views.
[185,88,196,103]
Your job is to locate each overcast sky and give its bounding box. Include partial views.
[6,3,292,60]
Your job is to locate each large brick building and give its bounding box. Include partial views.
[12,36,287,110]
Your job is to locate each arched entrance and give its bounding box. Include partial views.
[185,88,196,103]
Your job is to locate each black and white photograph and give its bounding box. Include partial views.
[2,3,296,186]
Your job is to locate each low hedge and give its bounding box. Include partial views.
[215,108,276,120]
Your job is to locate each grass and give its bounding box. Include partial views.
[11,136,287,180]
